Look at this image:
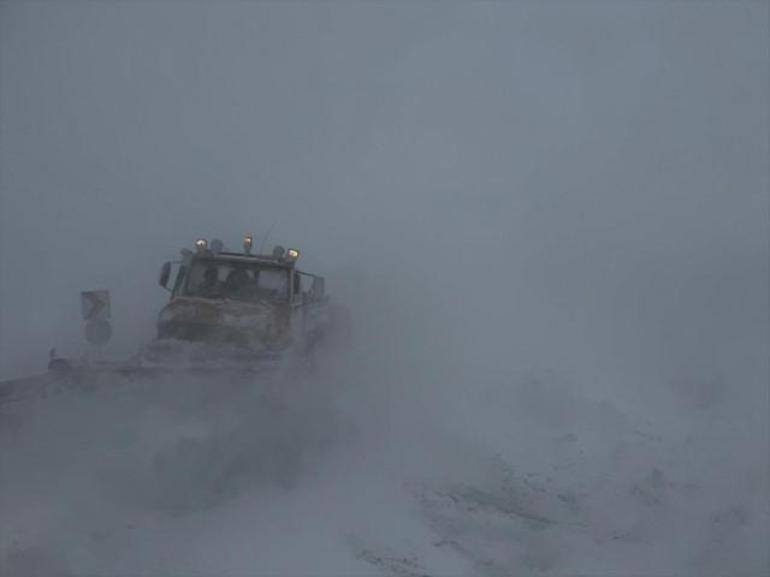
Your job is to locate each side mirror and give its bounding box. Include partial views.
[311,276,325,300]
[159,262,172,289]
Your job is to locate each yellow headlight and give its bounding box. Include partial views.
[243,235,253,254]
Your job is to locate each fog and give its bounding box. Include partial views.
[1,2,768,576]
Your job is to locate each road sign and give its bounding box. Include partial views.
[80,290,111,321]
[85,319,112,345]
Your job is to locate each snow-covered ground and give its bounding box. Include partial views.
[1,336,767,576]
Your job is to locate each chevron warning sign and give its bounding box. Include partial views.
[80,290,111,321]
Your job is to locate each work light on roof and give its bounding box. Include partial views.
[195,238,208,252]
[286,248,300,261]
[243,235,253,254]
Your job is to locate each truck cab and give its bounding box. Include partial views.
[158,238,328,353]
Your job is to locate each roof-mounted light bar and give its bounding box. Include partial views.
[193,237,299,262]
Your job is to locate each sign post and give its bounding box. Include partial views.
[80,290,112,353]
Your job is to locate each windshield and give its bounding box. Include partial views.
[184,259,289,302]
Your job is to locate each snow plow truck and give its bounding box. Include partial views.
[0,235,336,404]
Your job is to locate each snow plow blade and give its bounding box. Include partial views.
[0,352,282,407]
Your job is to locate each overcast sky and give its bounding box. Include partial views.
[1,2,767,392]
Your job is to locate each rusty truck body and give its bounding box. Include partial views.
[156,238,328,356]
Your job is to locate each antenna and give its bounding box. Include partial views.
[258,222,277,255]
